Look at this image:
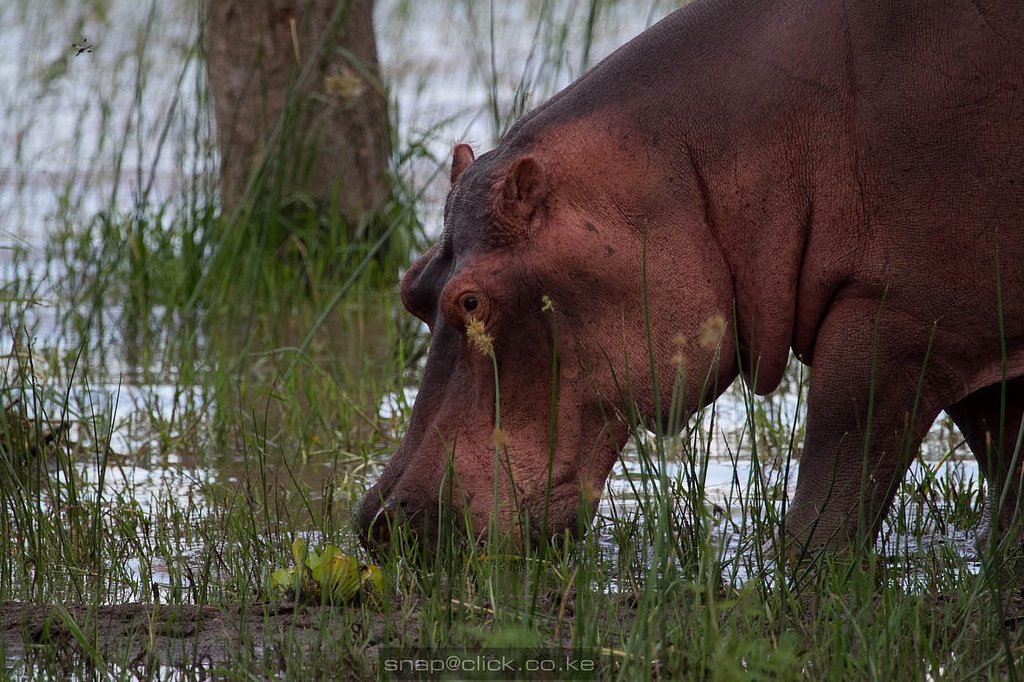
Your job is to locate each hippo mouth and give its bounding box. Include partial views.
[353,454,610,555]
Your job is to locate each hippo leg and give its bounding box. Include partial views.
[785,300,949,554]
[946,377,1024,550]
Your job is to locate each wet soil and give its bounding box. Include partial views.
[6,586,1024,677]
[0,599,415,677]
[0,587,584,677]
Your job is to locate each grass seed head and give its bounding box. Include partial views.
[491,426,507,450]
[467,317,494,357]
[699,314,727,351]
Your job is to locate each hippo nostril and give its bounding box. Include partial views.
[363,495,401,552]
[370,501,390,528]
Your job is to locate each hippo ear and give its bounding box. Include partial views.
[451,143,475,183]
[496,156,548,228]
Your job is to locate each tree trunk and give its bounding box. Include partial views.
[206,0,389,231]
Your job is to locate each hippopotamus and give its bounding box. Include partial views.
[355,0,1024,554]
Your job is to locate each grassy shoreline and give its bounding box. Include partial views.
[3,0,1023,679]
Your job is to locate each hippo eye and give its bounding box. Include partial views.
[449,290,487,327]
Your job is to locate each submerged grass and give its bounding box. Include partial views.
[2,0,1024,679]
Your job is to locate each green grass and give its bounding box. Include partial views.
[2,0,1024,679]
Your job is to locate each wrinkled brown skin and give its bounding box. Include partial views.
[356,0,1024,554]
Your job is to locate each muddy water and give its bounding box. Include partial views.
[0,0,982,594]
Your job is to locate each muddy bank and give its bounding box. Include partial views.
[1,599,413,677]
[0,589,586,678]
[6,585,1024,678]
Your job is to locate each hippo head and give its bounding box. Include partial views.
[355,138,737,552]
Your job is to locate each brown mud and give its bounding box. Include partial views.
[0,599,414,677]
[5,586,1024,677]
[0,587,582,677]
